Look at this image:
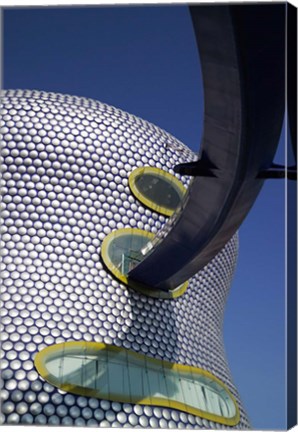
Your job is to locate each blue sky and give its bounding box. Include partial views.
[3,5,286,429]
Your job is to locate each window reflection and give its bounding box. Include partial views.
[100,228,188,298]
[129,167,186,216]
[135,173,182,210]
[35,341,239,425]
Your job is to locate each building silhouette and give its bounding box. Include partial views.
[1,89,249,428]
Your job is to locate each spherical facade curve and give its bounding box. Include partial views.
[0,89,249,428]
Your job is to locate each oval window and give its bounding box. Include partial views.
[129,167,186,216]
[101,228,187,298]
[35,341,240,426]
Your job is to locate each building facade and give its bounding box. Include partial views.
[1,90,250,428]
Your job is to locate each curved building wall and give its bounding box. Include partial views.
[0,90,249,428]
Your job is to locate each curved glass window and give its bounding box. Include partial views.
[101,228,187,298]
[35,341,240,426]
[129,167,186,216]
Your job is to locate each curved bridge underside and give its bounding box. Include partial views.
[128,4,285,292]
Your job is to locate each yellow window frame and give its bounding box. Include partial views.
[101,228,188,299]
[128,166,186,217]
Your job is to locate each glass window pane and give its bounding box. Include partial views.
[36,342,239,425]
[129,167,186,216]
[108,233,150,274]
[135,173,182,210]
[101,228,188,299]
